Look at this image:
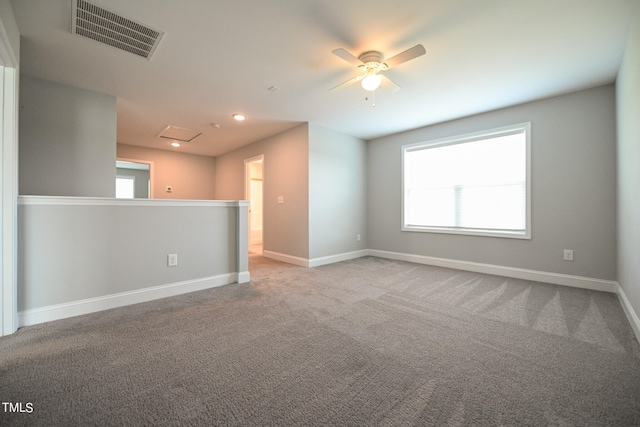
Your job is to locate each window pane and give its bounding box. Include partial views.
[403,124,529,238]
[459,183,525,230]
[406,187,455,227]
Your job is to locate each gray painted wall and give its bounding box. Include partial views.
[18,200,238,311]
[19,75,116,197]
[117,144,216,200]
[309,123,367,259]
[368,85,617,280]
[215,124,310,259]
[0,0,19,63]
[616,13,640,317]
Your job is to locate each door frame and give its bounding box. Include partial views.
[0,14,19,335]
[244,154,264,248]
[116,157,155,198]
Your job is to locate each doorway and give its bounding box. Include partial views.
[245,155,264,255]
[116,158,154,198]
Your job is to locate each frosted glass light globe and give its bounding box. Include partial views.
[361,73,381,91]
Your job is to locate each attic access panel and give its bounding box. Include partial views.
[157,125,202,143]
[72,0,164,59]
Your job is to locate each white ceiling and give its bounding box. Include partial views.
[10,0,639,157]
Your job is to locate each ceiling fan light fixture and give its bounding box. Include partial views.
[361,73,382,91]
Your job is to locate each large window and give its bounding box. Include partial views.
[402,123,531,239]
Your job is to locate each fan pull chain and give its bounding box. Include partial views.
[364,91,376,107]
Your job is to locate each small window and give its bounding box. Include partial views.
[402,123,531,239]
[115,176,135,199]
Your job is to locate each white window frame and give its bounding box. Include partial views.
[401,122,531,239]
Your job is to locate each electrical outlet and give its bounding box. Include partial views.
[357,234,361,241]
[167,253,178,267]
[563,249,574,261]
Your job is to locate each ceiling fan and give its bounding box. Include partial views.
[330,44,426,95]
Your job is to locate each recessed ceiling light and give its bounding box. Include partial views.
[232,114,246,121]
[211,123,221,128]
[170,141,181,147]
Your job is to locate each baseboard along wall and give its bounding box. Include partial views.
[20,248,640,344]
[265,248,617,292]
[367,249,618,293]
[616,284,640,344]
[262,249,369,268]
[19,272,249,328]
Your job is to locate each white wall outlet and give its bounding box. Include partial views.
[277,196,284,204]
[563,249,574,261]
[167,253,178,267]
[357,234,361,241]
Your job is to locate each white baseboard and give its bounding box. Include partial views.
[263,248,617,293]
[238,271,251,284]
[367,249,618,293]
[262,249,369,268]
[309,250,370,268]
[19,273,242,327]
[263,250,310,267]
[616,284,640,343]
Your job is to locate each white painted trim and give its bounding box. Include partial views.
[262,248,617,295]
[616,284,640,343]
[309,250,370,268]
[367,249,618,293]
[238,271,251,284]
[263,250,310,267]
[116,157,155,198]
[19,273,243,327]
[18,195,249,208]
[263,249,368,268]
[401,122,532,240]
[0,15,18,335]
[245,154,264,253]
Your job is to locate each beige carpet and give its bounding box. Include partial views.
[1,255,639,426]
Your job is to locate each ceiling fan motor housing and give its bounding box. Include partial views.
[357,51,389,75]
[358,50,384,65]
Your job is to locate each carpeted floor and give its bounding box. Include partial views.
[1,255,639,426]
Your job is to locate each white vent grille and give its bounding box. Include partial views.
[72,0,163,59]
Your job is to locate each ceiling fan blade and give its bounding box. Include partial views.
[381,73,401,92]
[329,74,363,91]
[383,44,426,68]
[332,48,364,66]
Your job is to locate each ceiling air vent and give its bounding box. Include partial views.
[72,0,164,59]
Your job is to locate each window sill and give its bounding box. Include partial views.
[402,225,530,240]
